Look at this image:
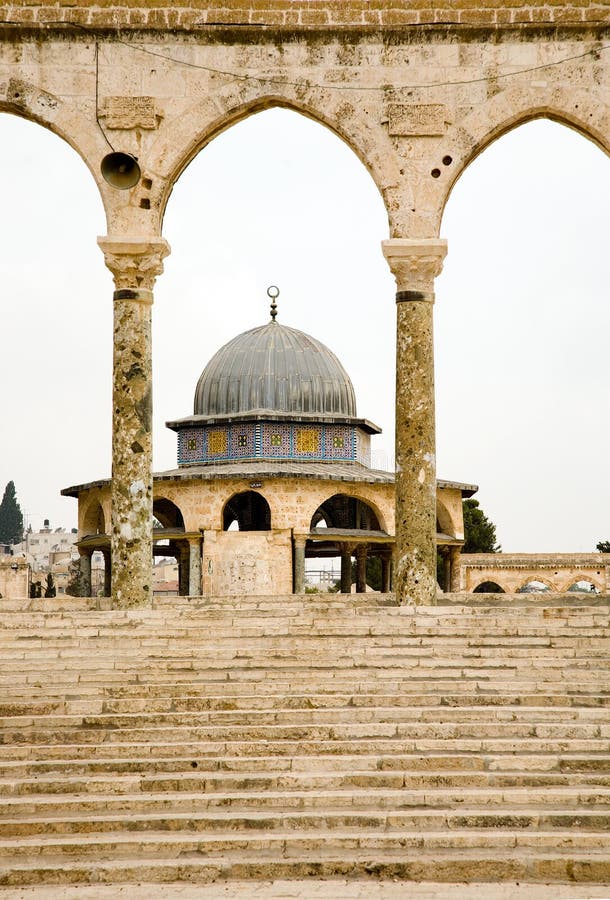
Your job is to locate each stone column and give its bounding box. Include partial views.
[78,550,92,598]
[382,238,447,606]
[443,550,451,593]
[380,551,392,593]
[188,537,202,597]
[450,545,462,593]
[293,535,306,594]
[178,543,189,597]
[98,236,170,608]
[102,548,112,597]
[355,545,368,594]
[340,545,353,594]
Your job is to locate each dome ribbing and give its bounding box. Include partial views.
[194,320,357,418]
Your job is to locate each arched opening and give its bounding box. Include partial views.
[223,492,271,532]
[154,108,394,479]
[82,502,106,537]
[437,119,610,557]
[151,498,189,597]
[518,580,552,594]
[152,498,185,531]
[306,493,391,594]
[566,580,599,594]
[473,581,505,594]
[0,113,107,539]
[310,494,382,533]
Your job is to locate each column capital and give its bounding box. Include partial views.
[98,236,171,291]
[382,238,447,296]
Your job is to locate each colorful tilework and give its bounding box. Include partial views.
[261,424,292,457]
[324,426,353,460]
[207,429,228,457]
[295,428,321,455]
[178,428,204,464]
[177,423,360,464]
[230,423,256,458]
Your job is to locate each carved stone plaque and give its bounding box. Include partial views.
[101,96,160,129]
[388,103,447,136]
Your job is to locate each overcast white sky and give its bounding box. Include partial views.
[0,108,608,551]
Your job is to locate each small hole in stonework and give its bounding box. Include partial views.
[431,168,441,178]
[442,155,453,166]
[191,761,198,768]
[142,177,153,190]
[139,198,150,209]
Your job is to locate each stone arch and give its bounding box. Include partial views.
[436,496,458,539]
[222,491,271,532]
[473,580,506,594]
[81,500,106,537]
[559,576,603,594]
[309,492,385,533]
[0,78,113,227]
[517,576,557,593]
[436,85,610,229]
[148,86,400,231]
[152,497,185,530]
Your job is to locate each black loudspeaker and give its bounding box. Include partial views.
[101,152,141,189]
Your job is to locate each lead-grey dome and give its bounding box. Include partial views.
[194,320,357,418]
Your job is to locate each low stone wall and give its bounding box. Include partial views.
[0,557,29,600]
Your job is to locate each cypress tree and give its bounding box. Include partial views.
[0,481,24,544]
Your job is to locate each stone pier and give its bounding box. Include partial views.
[382,238,447,606]
[98,237,170,608]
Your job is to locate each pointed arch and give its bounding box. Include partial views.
[222,491,271,532]
[436,85,610,227]
[147,85,400,229]
[0,78,113,226]
[517,577,556,593]
[310,492,386,534]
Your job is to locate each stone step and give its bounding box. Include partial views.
[2,806,609,838]
[5,682,610,702]
[3,692,610,717]
[3,724,608,749]
[1,847,609,886]
[1,752,608,779]
[2,768,610,798]
[3,704,609,730]
[2,827,610,860]
[3,736,610,760]
[2,785,609,818]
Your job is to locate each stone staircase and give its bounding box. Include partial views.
[0,594,609,888]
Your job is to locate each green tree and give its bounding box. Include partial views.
[462,499,500,554]
[0,481,24,544]
[596,541,610,553]
[44,573,56,598]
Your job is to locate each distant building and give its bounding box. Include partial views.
[13,521,79,574]
[63,299,474,597]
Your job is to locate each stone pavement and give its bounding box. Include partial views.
[1,881,609,899]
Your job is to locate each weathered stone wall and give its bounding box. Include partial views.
[0,6,607,240]
[202,528,293,595]
[0,557,29,600]
[0,3,605,30]
[460,553,610,593]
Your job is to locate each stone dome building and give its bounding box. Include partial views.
[64,294,475,597]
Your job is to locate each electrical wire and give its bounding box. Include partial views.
[1,17,608,94]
